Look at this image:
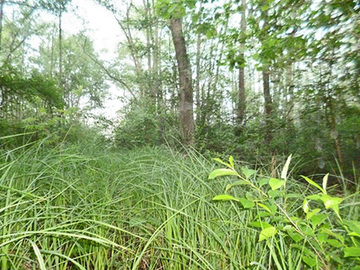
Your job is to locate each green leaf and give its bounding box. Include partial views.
[303,198,309,214]
[259,178,269,187]
[288,231,304,242]
[348,232,360,238]
[322,173,329,194]
[258,203,272,213]
[249,221,272,228]
[286,193,302,198]
[306,194,321,201]
[229,156,234,168]
[30,240,47,270]
[281,154,292,180]
[320,194,343,218]
[301,175,324,193]
[212,194,239,202]
[310,213,327,227]
[208,168,238,180]
[268,190,282,198]
[326,239,343,248]
[302,255,316,267]
[344,247,360,257]
[306,208,321,220]
[225,180,249,192]
[213,158,232,169]
[259,226,277,241]
[320,228,344,243]
[269,178,285,190]
[241,167,257,179]
[239,197,255,209]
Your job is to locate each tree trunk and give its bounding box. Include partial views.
[263,69,273,142]
[169,17,195,145]
[237,0,246,130]
[0,0,4,51]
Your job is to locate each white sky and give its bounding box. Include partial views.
[62,0,125,121]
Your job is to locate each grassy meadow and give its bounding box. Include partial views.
[0,138,359,269]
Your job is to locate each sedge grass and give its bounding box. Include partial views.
[0,136,358,269]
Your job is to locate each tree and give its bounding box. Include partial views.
[169,12,195,145]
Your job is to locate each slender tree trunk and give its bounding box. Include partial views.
[58,7,64,103]
[169,17,195,145]
[0,0,4,51]
[237,0,246,129]
[260,0,273,143]
[263,69,273,142]
[0,0,4,116]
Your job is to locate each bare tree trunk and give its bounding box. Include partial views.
[0,0,4,51]
[169,17,195,145]
[237,0,246,128]
[58,7,64,102]
[263,69,273,142]
[260,0,273,143]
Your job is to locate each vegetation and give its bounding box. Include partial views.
[0,137,358,269]
[0,0,359,269]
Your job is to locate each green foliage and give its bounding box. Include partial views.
[208,155,360,269]
[0,64,64,110]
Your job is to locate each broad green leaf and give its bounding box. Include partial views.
[310,213,327,227]
[259,178,269,187]
[268,190,282,198]
[317,232,328,243]
[281,154,292,180]
[225,180,249,192]
[258,203,272,213]
[208,168,238,180]
[322,173,329,194]
[257,212,272,218]
[212,194,239,202]
[269,178,285,190]
[326,239,343,248]
[344,247,360,257]
[307,194,321,201]
[301,175,324,193]
[249,221,271,228]
[241,167,257,179]
[306,208,321,220]
[212,158,232,169]
[348,232,360,238]
[320,194,343,218]
[229,156,234,168]
[300,226,315,236]
[239,198,255,209]
[259,226,277,241]
[302,255,316,267]
[288,231,304,243]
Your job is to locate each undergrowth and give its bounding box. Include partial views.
[0,136,359,269]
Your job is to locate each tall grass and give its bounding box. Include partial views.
[0,137,358,269]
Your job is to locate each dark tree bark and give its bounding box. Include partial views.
[263,69,273,142]
[169,17,195,145]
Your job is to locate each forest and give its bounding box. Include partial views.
[0,0,359,269]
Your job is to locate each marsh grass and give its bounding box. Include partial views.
[0,137,358,269]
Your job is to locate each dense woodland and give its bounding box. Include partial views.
[0,0,360,269]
